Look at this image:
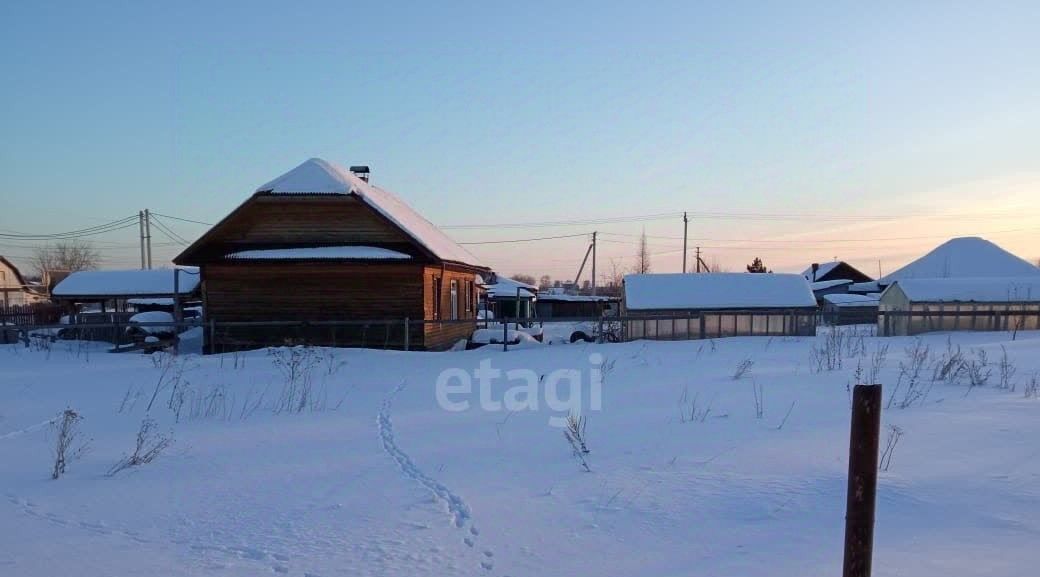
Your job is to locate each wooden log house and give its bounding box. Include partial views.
[174,158,489,352]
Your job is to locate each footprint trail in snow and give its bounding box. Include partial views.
[377,381,498,573]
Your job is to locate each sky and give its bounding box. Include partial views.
[2,1,1039,281]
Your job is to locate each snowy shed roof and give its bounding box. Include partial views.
[485,276,538,299]
[225,246,410,261]
[53,269,201,299]
[823,293,880,307]
[255,158,482,267]
[623,273,817,311]
[879,237,1040,284]
[884,277,1040,303]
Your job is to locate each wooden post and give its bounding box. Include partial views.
[502,317,508,352]
[843,384,882,577]
[404,317,410,351]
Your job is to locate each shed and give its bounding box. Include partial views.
[821,293,880,326]
[52,268,200,314]
[173,158,489,352]
[535,293,619,319]
[482,275,538,320]
[878,277,1040,336]
[622,273,818,339]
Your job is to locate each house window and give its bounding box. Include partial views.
[450,279,459,320]
[465,281,472,314]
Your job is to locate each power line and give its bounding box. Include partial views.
[149,215,192,245]
[443,212,681,230]
[459,233,591,245]
[598,226,1040,245]
[0,216,139,240]
[150,212,215,227]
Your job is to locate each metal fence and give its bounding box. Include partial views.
[3,310,839,352]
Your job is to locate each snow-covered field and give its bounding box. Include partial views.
[2,329,1039,576]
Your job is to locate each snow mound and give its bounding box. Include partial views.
[880,237,1040,284]
[886,277,1040,303]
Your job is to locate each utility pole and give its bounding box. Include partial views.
[138,210,146,270]
[591,231,597,296]
[682,212,688,273]
[144,209,153,269]
[695,246,701,273]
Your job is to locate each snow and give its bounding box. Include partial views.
[886,277,1040,303]
[225,246,411,261]
[53,269,201,298]
[801,261,841,281]
[470,326,542,346]
[624,273,817,310]
[255,158,483,266]
[536,293,615,302]
[2,330,1040,576]
[880,237,1040,284]
[810,279,853,291]
[484,276,538,298]
[823,293,880,307]
[849,281,882,293]
[127,311,176,335]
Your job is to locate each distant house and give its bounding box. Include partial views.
[622,273,818,339]
[482,274,538,320]
[173,158,489,352]
[0,256,48,308]
[879,277,1040,336]
[802,261,873,284]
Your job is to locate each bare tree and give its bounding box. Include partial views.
[510,273,537,286]
[708,256,730,273]
[599,257,626,294]
[633,230,651,274]
[32,240,100,278]
[538,274,552,290]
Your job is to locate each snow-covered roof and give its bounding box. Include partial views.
[823,293,880,307]
[880,237,1040,284]
[623,273,817,310]
[801,261,841,281]
[536,293,616,302]
[810,279,853,291]
[225,246,411,261]
[848,281,881,293]
[485,276,538,299]
[53,269,201,298]
[885,277,1040,303]
[255,158,483,267]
